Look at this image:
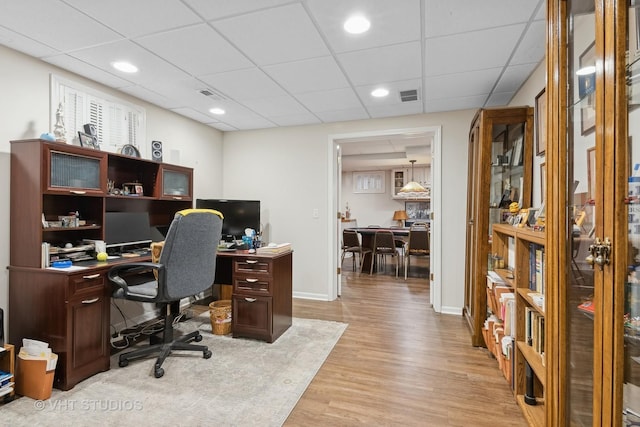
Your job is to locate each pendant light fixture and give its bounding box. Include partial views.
[399,160,427,193]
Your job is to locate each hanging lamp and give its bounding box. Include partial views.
[399,160,427,193]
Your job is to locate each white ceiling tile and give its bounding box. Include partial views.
[119,85,180,109]
[296,87,362,112]
[169,107,219,123]
[424,95,486,113]
[199,68,288,101]
[269,112,322,127]
[425,0,539,38]
[486,92,516,107]
[68,40,190,84]
[307,0,421,53]
[64,0,202,38]
[510,20,546,65]
[43,54,135,88]
[136,24,253,76]
[209,122,238,132]
[338,42,421,86]
[425,24,525,76]
[424,69,501,100]
[264,56,350,94]
[366,102,423,118]
[184,0,292,21]
[315,108,370,123]
[534,0,546,21]
[0,0,122,51]
[242,95,308,118]
[0,27,58,58]
[493,63,538,93]
[212,3,329,66]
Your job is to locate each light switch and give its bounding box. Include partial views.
[312,208,319,218]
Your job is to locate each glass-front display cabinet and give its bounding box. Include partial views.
[464,107,533,347]
[546,0,640,424]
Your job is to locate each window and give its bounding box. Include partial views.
[50,75,146,156]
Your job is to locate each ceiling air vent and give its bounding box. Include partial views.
[399,89,419,102]
[198,88,227,101]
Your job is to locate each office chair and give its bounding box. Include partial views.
[404,225,430,280]
[370,230,399,277]
[108,209,223,378]
[341,229,372,272]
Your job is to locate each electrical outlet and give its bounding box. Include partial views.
[312,208,319,218]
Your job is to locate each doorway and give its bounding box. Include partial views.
[327,126,442,311]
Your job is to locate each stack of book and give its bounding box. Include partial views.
[256,243,291,254]
[0,369,14,398]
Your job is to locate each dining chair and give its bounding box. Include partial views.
[370,230,399,277]
[341,229,372,272]
[404,225,430,280]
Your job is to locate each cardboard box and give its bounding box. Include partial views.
[15,354,57,400]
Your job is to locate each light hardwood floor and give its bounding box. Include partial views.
[283,256,528,426]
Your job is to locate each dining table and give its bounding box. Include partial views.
[346,227,411,273]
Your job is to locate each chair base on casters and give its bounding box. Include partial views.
[117,305,212,378]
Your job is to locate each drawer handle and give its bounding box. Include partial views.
[244,297,257,303]
[70,190,86,195]
[245,278,259,283]
[245,259,258,264]
[172,196,183,200]
[82,274,101,280]
[81,297,100,304]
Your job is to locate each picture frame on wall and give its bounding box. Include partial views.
[579,42,596,135]
[535,88,546,156]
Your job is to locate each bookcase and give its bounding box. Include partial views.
[490,223,546,427]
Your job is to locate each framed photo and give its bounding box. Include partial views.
[579,42,596,135]
[535,88,546,156]
[78,131,99,149]
[353,171,385,194]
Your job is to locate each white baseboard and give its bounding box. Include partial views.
[439,305,463,316]
[292,291,331,301]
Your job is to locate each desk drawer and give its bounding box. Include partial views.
[233,258,271,275]
[69,272,104,296]
[233,275,271,295]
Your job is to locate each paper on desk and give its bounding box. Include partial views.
[47,265,89,272]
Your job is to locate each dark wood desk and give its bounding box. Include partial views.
[347,227,410,273]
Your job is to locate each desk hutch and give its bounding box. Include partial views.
[8,139,192,390]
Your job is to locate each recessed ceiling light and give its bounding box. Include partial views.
[371,88,389,98]
[209,108,225,115]
[344,15,370,34]
[111,61,138,73]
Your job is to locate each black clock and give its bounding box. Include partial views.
[120,144,140,158]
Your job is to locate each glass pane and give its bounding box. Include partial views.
[162,169,189,196]
[50,151,101,189]
[567,1,596,425]
[625,1,640,424]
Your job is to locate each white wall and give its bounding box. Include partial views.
[0,45,224,334]
[222,111,474,311]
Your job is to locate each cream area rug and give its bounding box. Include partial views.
[2,316,347,427]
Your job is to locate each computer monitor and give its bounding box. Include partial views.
[196,199,260,241]
[104,211,152,250]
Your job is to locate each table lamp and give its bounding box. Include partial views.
[393,210,408,227]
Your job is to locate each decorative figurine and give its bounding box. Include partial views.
[53,102,67,143]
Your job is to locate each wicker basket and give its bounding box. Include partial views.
[209,300,232,335]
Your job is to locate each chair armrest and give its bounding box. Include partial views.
[108,262,163,294]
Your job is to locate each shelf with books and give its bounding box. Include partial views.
[491,223,546,427]
[0,344,15,403]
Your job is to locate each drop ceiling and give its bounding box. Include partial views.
[0,0,545,134]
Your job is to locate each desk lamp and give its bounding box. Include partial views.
[393,210,408,227]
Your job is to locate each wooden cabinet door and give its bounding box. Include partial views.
[548,0,639,424]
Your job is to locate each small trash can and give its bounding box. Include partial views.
[209,300,232,335]
[16,353,57,400]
